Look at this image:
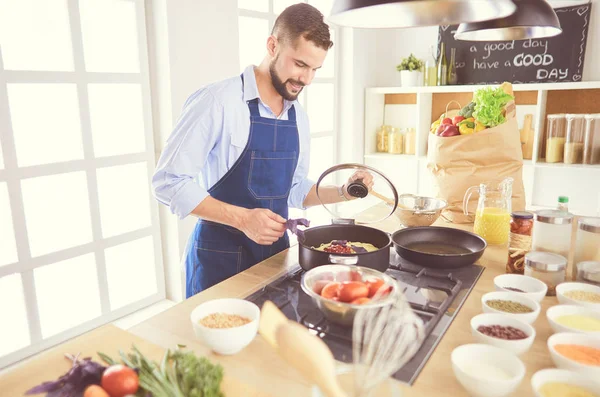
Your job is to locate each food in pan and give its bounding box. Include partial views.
[313,240,378,254]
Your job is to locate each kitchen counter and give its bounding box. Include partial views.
[2,205,559,396]
[127,206,558,397]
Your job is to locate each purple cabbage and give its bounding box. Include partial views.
[25,354,106,397]
[350,245,368,253]
[285,218,310,241]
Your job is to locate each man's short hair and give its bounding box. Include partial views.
[272,3,333,51]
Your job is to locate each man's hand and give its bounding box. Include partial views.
[239,208,286,245]
[343,170,374,199]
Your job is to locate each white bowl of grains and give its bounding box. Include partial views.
[190,298,260,355]
[470,313,536,355]
[481,291,540,324]
[546,304,600,335]
[556,282,600,311]
[493,274,548,303]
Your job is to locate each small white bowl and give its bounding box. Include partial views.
[190,298,260,355]
[556,282,600,310]
[494,274,548,303]
[482,291,541,324]
[546,304,600,335]
[451,343,525,397]
[470,313,536,355]
[531,368,600,397]
[548,332,600,376]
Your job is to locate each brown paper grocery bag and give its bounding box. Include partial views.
[427,102,526,224]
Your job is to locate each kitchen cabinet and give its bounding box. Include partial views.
[364,82,600,216]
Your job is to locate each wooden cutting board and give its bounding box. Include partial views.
[0,325,270,397]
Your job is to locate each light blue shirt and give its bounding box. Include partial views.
[152,65,315,219]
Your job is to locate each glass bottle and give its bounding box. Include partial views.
[447,47,458,85]
[424,45,438,86]
[436,42,447,86]
[557,196,569,212]
[404,127,416,155]
[387,127,403,154]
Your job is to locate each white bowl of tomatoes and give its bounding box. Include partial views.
[300,264,397,326]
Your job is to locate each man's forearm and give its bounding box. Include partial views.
[302,184,348,208]
[189,195,248,229]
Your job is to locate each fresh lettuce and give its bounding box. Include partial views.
[473,87,514,128]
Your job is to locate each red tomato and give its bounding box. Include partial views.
[350,297,371,305]
[313,279,330,295]
[320,281,341,300]
[83,385,110,397]
[101,364,139,397]
[338,281,369,303]
[366,278,390,298]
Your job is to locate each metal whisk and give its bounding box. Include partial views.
[351,283,426,397]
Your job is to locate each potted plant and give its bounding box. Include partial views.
[396,54,424,87]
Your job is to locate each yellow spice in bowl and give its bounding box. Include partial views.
[200,313,251,328]
[539,382,598,397]
[555,315,600,332]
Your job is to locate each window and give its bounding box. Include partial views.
[0,0,163,368]
[237,0,337,226]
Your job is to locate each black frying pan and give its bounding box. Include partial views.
[391,226,487,269]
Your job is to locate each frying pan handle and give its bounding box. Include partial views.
[328,255,358,265]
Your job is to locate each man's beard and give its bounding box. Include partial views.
[269,58,304,101]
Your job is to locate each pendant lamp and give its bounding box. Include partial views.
[328,0,517,29]
[454,0,562,41]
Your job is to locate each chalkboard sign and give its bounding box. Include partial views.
[437,3,592,84]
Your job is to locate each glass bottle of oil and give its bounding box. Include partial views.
[424,45,438,86]
[447,47,458,85]
[437,42,448,86]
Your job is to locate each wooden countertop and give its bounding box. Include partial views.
[2,206,559,396]
[127,208,558,397]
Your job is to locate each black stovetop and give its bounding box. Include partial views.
[245,251,484,385]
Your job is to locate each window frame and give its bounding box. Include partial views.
[0,0,164,368]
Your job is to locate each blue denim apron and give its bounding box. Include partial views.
[184,75,300,297]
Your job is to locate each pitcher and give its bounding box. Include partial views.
[463,178,514,245]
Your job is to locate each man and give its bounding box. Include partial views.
[153,3,372,298]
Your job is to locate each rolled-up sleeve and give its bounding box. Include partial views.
[288,110,315,209]
[152,90,223,219]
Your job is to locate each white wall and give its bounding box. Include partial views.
[370,0,599,86]
[146,0,239,301]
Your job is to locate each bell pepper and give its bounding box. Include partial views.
[430,119,441,134]
[452,115,466,125]
[436,123,460,137]
[475,120,486,132]
[458,120,475,135]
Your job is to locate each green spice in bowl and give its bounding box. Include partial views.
[486,299,534,314]
[482,291,541,325]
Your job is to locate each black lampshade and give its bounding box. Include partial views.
[328,0,517,28]
[455,0,562,41]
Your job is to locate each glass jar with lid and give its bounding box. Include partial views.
[564,114,585,164]
[584,114,600,165]
[506,211,534,274]
[532,210,573,261]
[546,114,566,163]
[387,127,404,154]
[524,251,567,296]
[573,217,600,280]
[376,125,391,153]
[404,127,416,155]
[576,261,600,286]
